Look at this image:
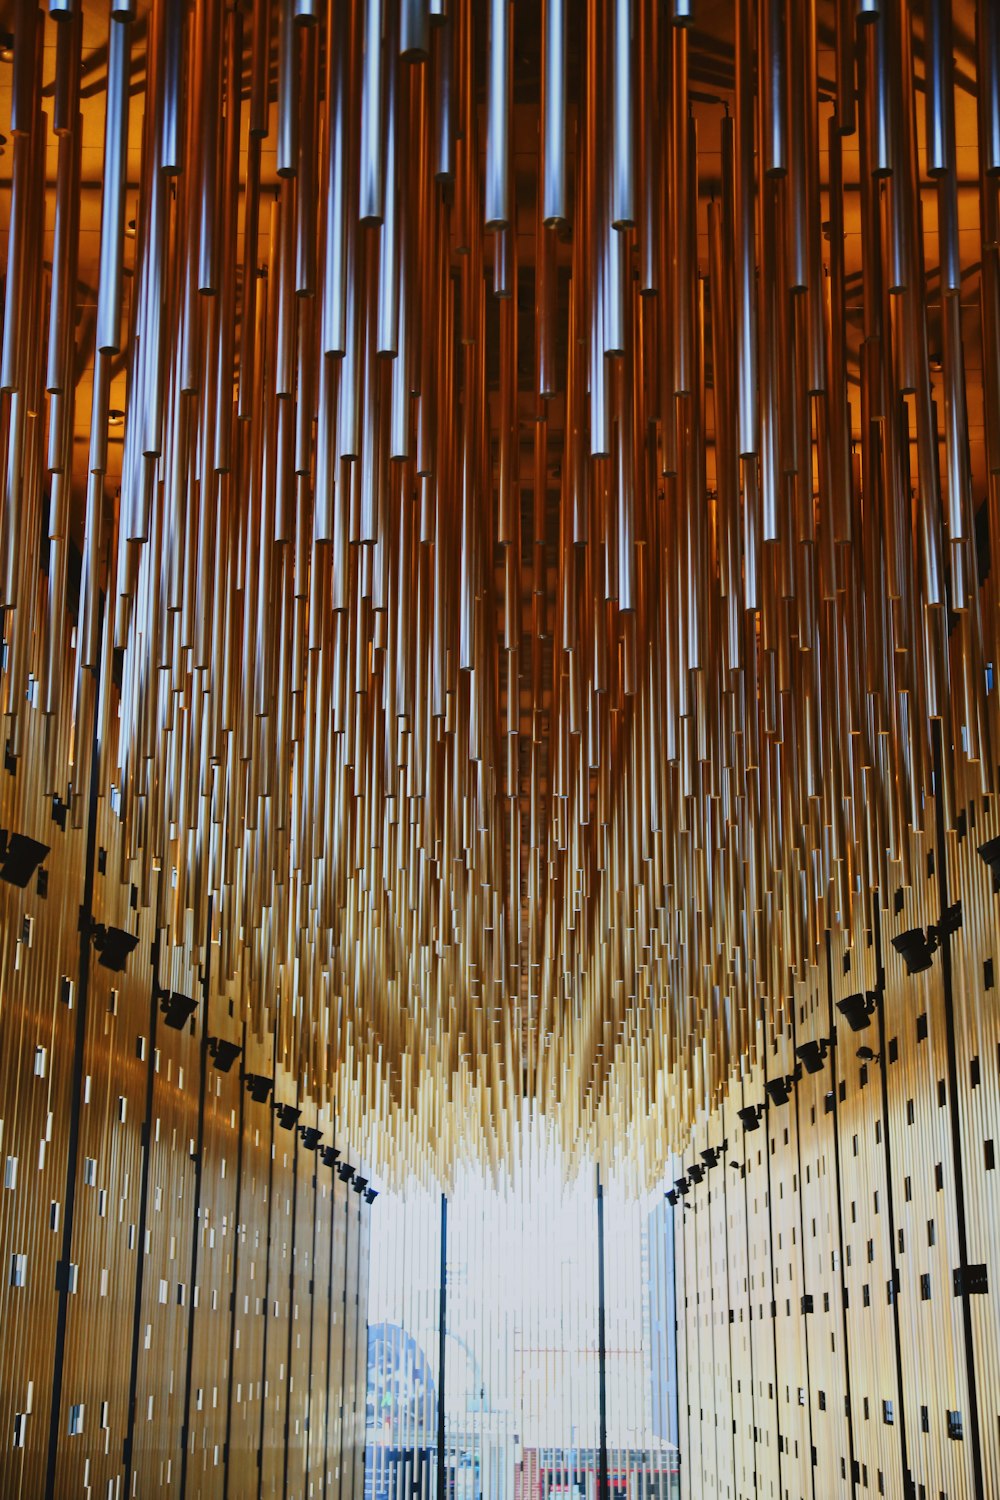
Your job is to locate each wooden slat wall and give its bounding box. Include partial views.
[0,702,374,1496]
[0,749,83,1497]
[674,802,1000,1500]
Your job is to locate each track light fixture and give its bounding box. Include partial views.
[891,927,934,974]
[90,922,140,972]
[795,1036,834,1075]
[364,1188,378,1204]
[856,1046,881,1064]
[207,1037,242,1072]
[737,1104,765,1132]
[299,1126,323,1151]
[319,1145,342,1169]
[160,991,197,1029]
[892,904,961,975]
[275,1103,301,1131]
[764,1072,800,1108]
[0,829,49,887]
[700,1146,720,1169]
[353,1176,368,1194]
[244,1074,273,1104]
[337,1162,356,1184]
[665,1190,678,1207]
[687,1163,704,1184]
[977,837,1000,893]
[837,990,878,1032]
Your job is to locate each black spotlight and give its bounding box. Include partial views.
[245,1073,274,1103]
[892,927,934,975]
[764,1074,796,1108]
[738,1103,765,1131]
[299,1126,323,1151]
[161,991,197,1029]
[0,831,49,887]
[673,1175,690,1196]
[207,1037,242,1072]
[337,1162,355,1184]
[700,1147,720,1169]
[665,1189,678,1206]
[795,1036,834,1075]
[353,1175,368,1194]
[856,1045,880,1064]
[978,837,1000,893]
[364,1187,378,1204]
[91,923,140,972]
[837,990,877,1031]
[275,1103,301,1131]
[319,1144,342,1168]
[687,1163,704,1184]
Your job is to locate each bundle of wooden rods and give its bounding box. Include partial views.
[0,0,997,1185]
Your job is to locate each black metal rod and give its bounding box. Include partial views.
[180,896,213,1498]
[596,1166,609,1500]
[255,1045,278,1500]
[222,1021,248,1500]
[932,724,986,1500]
[43,669,103,1500]
[123,905,163,1491]
[761,1041,785,1500]
[437,1193,448,1500]
[281,1077,302,1500]
[824,931,859,1499]
[872,901,914,1498]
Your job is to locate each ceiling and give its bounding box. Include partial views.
[0,0,996,1185]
